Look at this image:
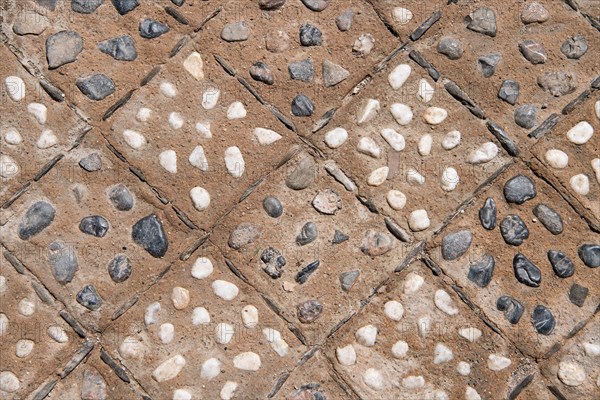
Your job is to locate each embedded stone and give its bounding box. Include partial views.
[76,284,103,311]
[336,10,354,31]
[108,254,132,283]
[49,241,78,284]
[18,201,55,240]
[108,184,134,211]
[442,230,473,260]
[548,250,574,278]
[531,305,555,335]
[569,283,588,307]
[437,37,463,60]
[221,21,250,42]
[503,175,536,204]
[132,214,168,258]
[291,94,314,116]
[578,244,600,268]
[299,23,322,46]
[297,300,322,323]
[519,40,547,64]
[533,204,563,235]
[478,53,501,77]
[323,60,349,87]
[296,222,318,246]
[312,189,342,215]
[496,296,524,324]
[361,230,393,257]
[466,8,497,37]
[498,80,520,105]
[561,35,588,59]
[301,0,330,11]
[261,247,286,279]
[98,35,138,61]
[332,230,349,244]
[537,72,576,97]
[46,31,83,69]
[139,19,169,39]
[339,270,359,291]
[228,223,262,250]
[112,0,139,15]
[249,62,274,85]
[514,104,537,129]
[479,198,496,230]
[468,254,495,288]
[79,216,109,237]
[513,253,541,287]
[263,196,283,218]
[286,156,316,190]
[521,2,549,24]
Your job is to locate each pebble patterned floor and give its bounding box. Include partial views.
[0,0,598,399]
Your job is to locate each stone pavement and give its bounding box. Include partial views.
[0,1,598,399]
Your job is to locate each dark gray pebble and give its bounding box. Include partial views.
[46,31,83,69]
[112,0,139,15]
[500,215,529,246]
[261,247,286,279]
[568,283,588,307]
[79,153,102,171]
[79,215,109,237]
[297,222,318,246]
[437,37,463,60]
[468,253,495,288]
[531,305,555,335]
[139,19,169,39]
[72,0,103,13]
[76,74,115,101]
[514,104,537,129]
[299,23,322,46]
[442,230,473,260]
[497,295,524,324]
[108,254,132,283]
[292,94,314,116]
[263,196,283,218]
[504,175,536,204]
[76,284,102,311]
[498,80,520,105]
[339,270,359,291]
[547,250,574,278]
[49,240,78,284]
[533,204,563,235]
[478,53,500,77]
[18,201,55,240]
[108,184,134,211]
[288,59,314,82]
[479,197,496,230]
[296,260,320,284]
[466,7,496,37]
[98,35,138,61]
[513,253,541,287]
[578,244,600,268]
[561,35,588,59]
[332,230,349,244]
[297,299,323,323]
[132,214,168,257]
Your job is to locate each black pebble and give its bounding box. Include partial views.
[139,19,169,39]
[332,230,349,244]
[291,94,314,117]
[568,283,588,307]
[132,214,169,258]
[299,23,323,46]
[503,175,536,204]
[479,197,496,230]
[108,254,132,283]
[76,284,103,311]
[531,305,555,335]
[500,215,529,246]
[296,222,318,246]
[513,253,541,287]
[496,295,524,324]
[18,201,56,240]
[79,215,109,237]
[578,244,600,268]
[296,260,320,284]
[263,196,283,218]
[547,250,574,278]
[467,253,495,287]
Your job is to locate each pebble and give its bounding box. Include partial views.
[390,103,413,126]
[537,71,576,97]
[107,254,132,283]
[498,80,520,105]
[435,289,458,315]
[0,314,7,336]
[569,283,588,307]
[190,257,213,280]
[192,307,210,325]
[249,62,274,85]
[408,209,430,232]
[488,354,512,371]
[202,87,219,108]
[139,19,169,39]
[457,362,471,376]
[4,128,23,145]
[358,99,380,124]
[289,59,314,82]
[297,300,322,323]
[519,40,547,64]
[171,287,190,310]
[384,300,404,321]
[190,187,210,211]
[533,204,563,234]
[79,215,109,238]
[548,250,574,278]
[336,344,356,365]
[418,134,433,156]
[98,35,137,61]
[583,342,600,357]
[221,21,250,42]
[158,323,175,344]
[220,381,239,399]
[479,198,497,230]
[112,0,139,15]
[123,129,146,149]
[361,230,393,256]
[355,324,377,346]
[423,107,447,125]
[404,273,424,294]
[521,2,549,23]
[417,79,435,103]
[358,137,382,158]
[224,146,245,177]
[336,10,354,31]
[261,247,286,278]
[458,327,482,342]
[592,159,600,182]
[76,284,102,311]
[558,361,586,386]
[561,35,588,59]
[79,153,102,172]
[391,341,409,358]
[0,371,20,393]
[392,7,413,24]
[466,7,497,37]
[48,325,68,343]
[37,129,58,149]
[0,277,5,294]
[13,11,50,35]
[504,175,536,204]
[119,336,145,358]
[323,60,349,87]
[28,102,47,124]
[331,230,349,244]
[501,215,529,246]
[152,355,186,382]
[402,376,425,389]
[132,214,169,258]
[299,23,322,46]
[260,196,282,218]
[286,156,316,190]
[496,296,524,324]
[324,127,348,148]
[168,112,184,129]
[363,369,384,391]
[566,121,593,144]
[466,387,482,400]
[352,34,374,57]
[265,30,289,53]
[253,128,281,145]
[514,104,537,129]
[367,166,388,186]
[386,190,407,210]
[189,146,208,171]
[201,358,221,380]
[468,254,495,288]
[259,0,285,10]
[18,299,35,316]
[545,149,569,169]
[437,37,463,60]
[227,102,247,120]
[16,340,34,358]
[291,94,314,116]
[433,343,454,364]
[18,201,55,240]
[72,0,103,13]
[145,302,160,326]
[531,305,555,335]
[388,64,411,90]
[46,31,83,69]
[478,53,501,77]
[108,184,134,211]
[215,323,234,344]
[339,270,359,291]
[570,174,590,195]
[578,244,600,268]
[5,76,25,102]
[242,305,259,328]
[49,240,78,284]
[180,52,204,81]
[212,280,239,300]
[296,222,318,245]
[264,328,289,356]
[442,230,473,260]
[312,189,342,215]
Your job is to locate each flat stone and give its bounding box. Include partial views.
[561,35,588,59]
[108,254,132,283]
[466,7,496,37]
[296,222,318,246]
[108,184,134,211]
[569,283,588,307]
[72,0,104,14]
[296,260,320,284]
[361,230,393,257]
[221,21,250,42]
[265,30,289,53]
[152,355,186,382]
[79,153,102,171]
[533,204,563,234]
[132,214,168,258]
[578,244,600,268]
[519,40,547,64]
[531,305,555,335]
[139,19,169,39]
[340,270,359,291]
[513,253,541,287]
[467,254,495,288]
[323,60,349,87]
[18,201,55,240]
[537,72,576,97]
[259,0,285,10]
[288,59,314,82]
[442,230,473,260]
[548,250,574,278]
[291,94,314,116]
[479,198,496,230]
[261,247,286,278]
[437,37,463,60]
[249,62,274,85]
[98,35,137,61]
[498,80,520,105]
[79,216,109,237]
[299,23,322,46]
[514,104,537,129]
[263,196,283,218]
[285,156,316,189]
[228,223,262,250]
[301,0,330,11]
[478,53,501,77]
[496,295,524,324]
[46,31,83,69]
[332,230,349,244]
[171,0,183,5]
[352,34,374,57]
[36,0,57,10]
[76,284,102,311]
[504,175,536,204]
[336,10,354,31]
[521,2,549,23]
[49,240,78,284]
[297,300,322,323]
[557,361,586,386]
[13,11,50,35]
[112,0,139,15]
[76,74,115,101]
[312,189,342,215]
[501,215,529,246]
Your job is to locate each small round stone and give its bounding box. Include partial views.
[386,190,407,210]
[367,167,389,186]
[384,300,404,321]
[291,94,314,117]
[469,142,498,164]
[388,64,411,90]
[108,254,132,283]
[18,299,35,316]
[215,323,234,344]
[242,305,259,328]
[457,361,471,376]
[545,149,569,169]
[159,323,175,344]
[391,341,409,358]
[407,169,425,185]
[48,325,69,343]
[458,327,482,342]
[355,324,377,346]
[408,209,430,232]
[265,30,290,53]
[548,250,575,278]
[79,215,109,237]
[76,74,115,101]
[437,37,463,60]
[433,343,453,364]
[514,104,537,129]
[501,215,529,246]
[108,184,134,211]
[390,103,413,125]
[0,371,20,393]
[561,35,588,59]
[488,354,512,371]
[352,34,374,57]
[358,98,381,124]
[363,368,385,390]
[404,273,424,294]
[533,204,563,235]
[312,189,341,215]
[212,280,239,300]
[324,127,348,148]
[442,230,473,260]
[46,31,83,69]
[171,287,190,310]
[190,187,210,211]
[301,0,330,12]
[296,300,323,323]
[336,344,356,365]
[192,307,210,325]
[423,107,448,125]
[537,71,577,97]
[299,23,322,46]
[15,339,34,358]
[478,53,501,77]
[442,130,461,150]
[531,305,555,335]
[392,7,413,24]
[263,196,283,218]
[249,61,274,85]
[558,361,586,386]
[566,121,593,144]
[503,175,536,204]
[434,289,458,315]
[570,174,590,195]
[76,284,103,311]
[578,244,600,268]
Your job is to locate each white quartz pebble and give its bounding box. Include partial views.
[220,381,238,400]
[388,64,411,89]
[424,107,448,125]
[201,358,222,380]
[591,159,600,183]
[189,146,209,171]
[152,354,185,382]
[386,190,407,210]
[355,324,378,347]
[224,146,245,178]
[123,129,146,149]
[458,327,482,342]
[47,325,68,343]
[466,386,482,400]
[357,137,381,158]
[192,307,210,325]
[160,82,177,98]
[380,128,405,151]
[173,389,192,400]
[28,103,47,124]
[408,209,430,231]
[434,289,458,315]
[392,7,413,24]
[566,121,593,144]
[441,167,459,192]
[434,390,449,400]
[0,371,20,393]
[212,280,239,300]
[324,127,348,149]
[263,328,289,356]
[190,187,210,211]
[18,299,35,316]
[119,336,146,359]
[233,352,261,371]
[558,361,586,386]
[136,107,152,122]
[457,361,471,376]
[5,76,25,101]
[4,128,23,145]
[418,134,433,156]
[417,79,434,103]
[406,168,425,185]
[402,376,425,389]
[442,130,461,150]
[195,121,212,139]
[363,368,385,390]
[418,315,431,337]
[0,276,6,293]
[384,300,404,321]
[183,52,204,80]
[391,341,409,358]
[0,155,19,179]
[357,99,380,124]
[0,313,8,336]
[583,342,600,357]
[159,323,175,344]
[159,150,178,173]
[168,112,184,129]
[202,87,220,109]
[404,273,424,294]
[192,257,213,279]
[171,287,190,310]
[488,354,511,371]
[367,166,388,186]
[434,343,454,364]
[227,101,247,119]
[570,174,590,195]
[16,339,34,358]
[145,302,161,326]
[390,103,413,125]
[468,142,498,164]
[545,149,569,169]
[37,129,58,149]
[336,344,356,365]
[242,305,259,328]
[254,128,282,145]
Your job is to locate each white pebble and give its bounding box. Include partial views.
[424,107,448,125]
[189,146,209,171]
[387,190,407,210]
[159,323,175,344]
[183,52,204,80]
[201,357,222,380]
[227,101,247,119]
[152,354,186,382]
[0,276,6,293]
[558,361,586,386]
[583,342,600,356]
[220,381,238,400]
[388,64,411,89]
[0,371,20,393]
[212,280,239,300]
[192,257,213,279]
[224,146,245,178]
[5,76,25,101]
[263,327,289,356]
[570,174,590,195]
[402,375,425,389]
[434,390,449,400]
[215,323,234,344]
[408,209,430,231]
[434,289,458,315]
[4,128,23,145]
[357,137,381,158]
[596,101,600,119]
[363,368,385,390]
[233,352,261,371]
[195,121,212,139]
[391,341,409,358]
[324,127,348,149]
[0,154,19,179]
[202,87,220,109]
[468,142,498,164]
[123,129,146,149]
[390,103,413,125]
[47,325,68,343]
[254,127,282,145]
[28,102,47,124]
[384,300,404,321]
[145,302,161,326]
[457,361,471,376]
[404,272,424,294]
[433,343,454,364]
[0,313,8,336]
[190,187,210,211]
[119,336,146,359]
[136,107,152,122]
[15,339,34,358]
[159,150,178,174]
[545,149,569,169]
[353,33,375,56]
[171,287,190,310]
[173,389,192,400]
[417,79,434,103]
[18,299,35,316]
[566,121,593,144]
[418,134,433,156]
[242,305,259,328]
[458,327,482,342]
[357,99,380,124]
[380,128,405,151]
[37,129,58,149]
[487,354,511,371]
[168,112,184,129]
[336,344,356,366]
[160,82,177,98]
[591,159,600,183]
[442,130,461,150]
[441,167,459,192]
[192,307,210,325]
[392,7,413,24]
[418,315,431,337]
[355,324,378,347]
[406,168,425,185]
[465,386,482,400]
[367,166,388,186]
